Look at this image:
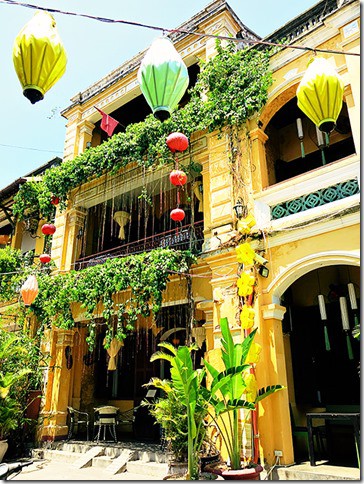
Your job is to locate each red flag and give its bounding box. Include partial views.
[94,106,119,136]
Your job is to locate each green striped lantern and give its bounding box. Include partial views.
[137,37,189,121]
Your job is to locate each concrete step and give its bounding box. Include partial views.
[92,455,112,468]
[32,449,84,464]
[274,462,360,480]
[126,460,168,478]
[136,449,168,463]
[73,446,104,469]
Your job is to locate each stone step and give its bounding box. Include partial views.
[92,455,112,468]
[274,463,360,481]
[32,449,84,464]
[73,446,104,469]
[105,449,137,474]
[126,460,168,478]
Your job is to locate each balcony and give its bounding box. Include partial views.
[254,154,360,230]
[74,220,204,270]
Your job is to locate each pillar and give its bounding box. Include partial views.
[257,303,294,466]
[40,329,75,440]
[61,207,87,271]
[249,128,269,192]
[77,120,95,155]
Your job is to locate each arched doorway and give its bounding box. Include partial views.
[281,264,360,466]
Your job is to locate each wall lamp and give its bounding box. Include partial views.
[233,199,247,219]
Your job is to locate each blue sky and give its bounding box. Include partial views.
[0,0,319,189]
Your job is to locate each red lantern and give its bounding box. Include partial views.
[21,275,39,306]
[39,254,51,264]
[170,208,185,222]
[50,195,59,205]
[41,223,56,236]
[166,132,189,153]
[169,170,187,186]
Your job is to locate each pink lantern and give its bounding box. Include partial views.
[20,275,39,306]
[166,132,189,153]
[39,254,51,264]
[170,208,185,222]
[41,223,56,236]
[169,170,187,186]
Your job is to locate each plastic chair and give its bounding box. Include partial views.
[94,406,119,442]
[67,406,90,441]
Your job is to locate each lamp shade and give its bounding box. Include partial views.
[21,275,39,306]
[39,253,51,264]
[137,37,189,121]
[296,57,344,133]
[13,11,67,104]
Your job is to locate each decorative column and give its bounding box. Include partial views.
[41,329,75,440]
[61,207,87,271]
[249,128,269,192]
[77,120,95,155]
[257,303,294,466]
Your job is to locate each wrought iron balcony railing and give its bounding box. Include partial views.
[74,220,204,271]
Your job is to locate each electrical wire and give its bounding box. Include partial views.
[0,0,360,57]
[0,143,62,154]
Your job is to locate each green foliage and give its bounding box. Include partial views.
[202,317,284,470]
[31,248,195,350]
[191,41,272,132]
[0,331,37,440]
[0,247,24,301]
[12,41,273,220]
[149,344,208,480]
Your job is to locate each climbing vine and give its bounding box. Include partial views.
[0,247,195,350]
[12,40,273,221]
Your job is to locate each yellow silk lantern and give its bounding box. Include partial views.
[13,11,67,104]
[296,57,344,133]
[20,274,39,306]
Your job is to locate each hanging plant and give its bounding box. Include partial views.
[12,40,273,222]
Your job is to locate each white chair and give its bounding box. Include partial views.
[93,406,119,442]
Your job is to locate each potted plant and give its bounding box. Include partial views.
[142,380,190,475]
[148,343,208,480]
[202,317,285,480]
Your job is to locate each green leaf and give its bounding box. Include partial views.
[256,385,285,403]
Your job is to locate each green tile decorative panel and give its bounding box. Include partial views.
[271,178,359,220]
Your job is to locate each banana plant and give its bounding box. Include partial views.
[150,342,207,480]
[202,317,285,470]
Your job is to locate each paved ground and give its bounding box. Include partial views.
[11,459,161,481]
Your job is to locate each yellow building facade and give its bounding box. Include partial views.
[30,0,359,468]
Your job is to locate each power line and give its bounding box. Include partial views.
[0,143,63,154]
[0,0,360,57]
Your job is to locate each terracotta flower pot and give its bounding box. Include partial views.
[205,462,263,481]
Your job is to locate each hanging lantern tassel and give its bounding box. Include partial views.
[13,11,67,104]
[318,295,330,351]
[296,118,305,158]
[340,296,354,360]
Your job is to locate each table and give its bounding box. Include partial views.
[306,412,360,467]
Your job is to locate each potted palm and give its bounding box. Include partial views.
[148,343,208,480]
[202,317,285,480]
